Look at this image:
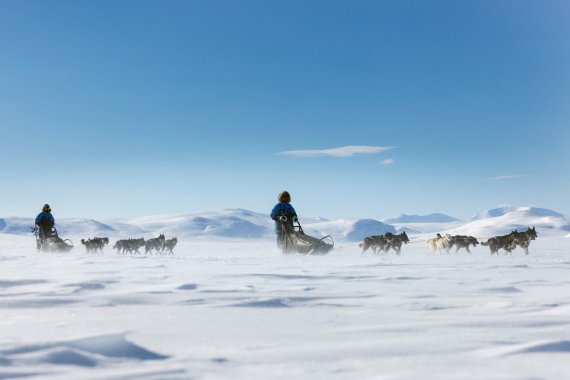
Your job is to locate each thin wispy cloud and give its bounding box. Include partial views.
[381,159,395,166]
[488,174,528,180]
[279,145,394,158]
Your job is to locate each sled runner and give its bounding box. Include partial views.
[277,215,334,255]
[32,226,74,252]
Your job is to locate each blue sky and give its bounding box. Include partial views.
[1,0,568,220]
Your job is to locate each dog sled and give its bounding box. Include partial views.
[277,215,334,255]
[32,226,74,253]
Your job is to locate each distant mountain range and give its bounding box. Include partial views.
[382,213,459,224]
[1,207,567,242]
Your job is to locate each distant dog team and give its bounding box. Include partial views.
[79,226,538,257]
[80,235,178,255]
[359,226,537,256]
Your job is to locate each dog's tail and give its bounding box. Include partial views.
[359,236,373,248]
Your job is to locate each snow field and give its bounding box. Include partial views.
[1,232,569,379]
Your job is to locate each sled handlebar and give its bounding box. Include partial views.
[279,215,298,222]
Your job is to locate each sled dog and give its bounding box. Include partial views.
[483,227,537,255]
[426,233,452,254]
[163,237,177,254]
[81,237,109,254]
[113,238,145,254]
[359,235,389,255]
[511,227,537,254]
[481,234,516,255]
[145,234,166,254]
[359,232,409,255]
[387,232,409,255]
[449,235,479,254]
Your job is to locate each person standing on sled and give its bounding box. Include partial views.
[270,191,297,250]
[34,204,55,250]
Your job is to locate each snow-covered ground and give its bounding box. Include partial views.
[1,207,570,379]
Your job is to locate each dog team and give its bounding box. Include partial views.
[81,227,537,256]
[81,234,178,255]
[360,226,537,255]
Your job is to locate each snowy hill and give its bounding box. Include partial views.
[0,217,34,235]
[447,207,568,238]
[303,219,396,242]
[0,218,117,237]
[382,213,459,224]
[108,209,271,239]
[470,206,565,221]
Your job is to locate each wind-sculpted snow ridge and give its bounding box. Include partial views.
[477,339,570,358]
[0,334,169,377]
[0,279,48,288]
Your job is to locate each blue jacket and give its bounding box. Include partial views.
[270,202,297,234]
[35,211,54,235]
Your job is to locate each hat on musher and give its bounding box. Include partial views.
[278,191,291,203]
[43,204,51,212]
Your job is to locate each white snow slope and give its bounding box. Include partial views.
[1,206,569,379]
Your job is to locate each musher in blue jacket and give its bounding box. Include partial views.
[270,191,297,249]
[35,204,55,243]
